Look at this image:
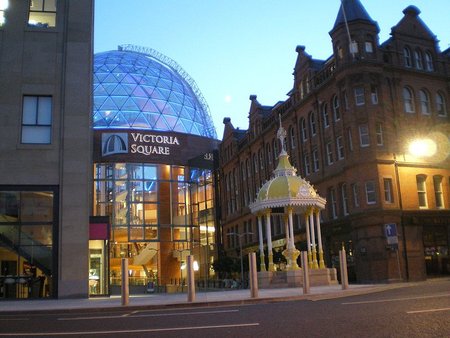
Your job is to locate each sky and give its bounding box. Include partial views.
[94,0,449,138]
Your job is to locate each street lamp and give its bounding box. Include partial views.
[227,232,253,287]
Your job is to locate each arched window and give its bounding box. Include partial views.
[322,103,329,128]
[333,95,340,121]
[419,90,430,115]
[403,87,415,113]
[403,47,412,67]
[309,111,316,136]
[414,49,423,70]
[300,118,307,141]
[436,92,447,116]
[425,51,434,71]
[246,158,251,179]
[289,126,296,149]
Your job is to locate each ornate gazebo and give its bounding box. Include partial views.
[249,119,337,287]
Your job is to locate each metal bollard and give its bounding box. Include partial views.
[187,255,195,302]
[301,251,310,294]
[339,249,349,290]
[121,258,129,306]
[249,252,258,298]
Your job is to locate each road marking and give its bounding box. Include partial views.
[0,318,29,321]
[0,322,259,336]
[58,309,239,321]
[407,307,450,314]
[342,293,450,305]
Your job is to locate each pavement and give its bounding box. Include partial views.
[0,283,408,314]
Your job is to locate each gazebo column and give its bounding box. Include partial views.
[304,212,312,269]
[315,209,326,269]
[257,214,266,271]
[287,207,299,270]
[282,214,292,269]
[309,210,319,269]
[265,211,275,271]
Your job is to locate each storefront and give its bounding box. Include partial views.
[0,187,58,299]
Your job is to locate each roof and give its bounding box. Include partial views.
[332,0,376,31]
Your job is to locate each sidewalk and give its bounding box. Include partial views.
[0,283,407,314]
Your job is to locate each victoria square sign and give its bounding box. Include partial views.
[94,129,218,167]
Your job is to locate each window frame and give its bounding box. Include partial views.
[436,93,447,117]
[358,124,370,147]
[433,176,444,209]
[28,0,57,28]
[383,178,394,204]
[419,89,431,115]
[416,175,428,209]
[336,136,344,160]
[333,95,341,121]
[365,181,377,205]
[21,95,53,144]
[403,87,415,113]
[376,123,383,146]
[354,87,365,106]
[403,47,412,67]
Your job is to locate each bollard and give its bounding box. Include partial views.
[339,249,349,290]
[121,258,129,306]
[301,251,310,294]
[187,255,195,302]
[249,252,258,298]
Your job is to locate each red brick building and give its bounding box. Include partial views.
[219,1,450,283]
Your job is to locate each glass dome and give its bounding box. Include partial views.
[93,45,217,139]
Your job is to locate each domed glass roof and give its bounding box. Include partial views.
[93,45,217,139]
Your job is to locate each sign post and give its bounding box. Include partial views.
[384,223,402,280]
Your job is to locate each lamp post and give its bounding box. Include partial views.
[227,232,253,287]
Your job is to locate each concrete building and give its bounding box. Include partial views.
[0,0,94,299]
[219,0,450,283]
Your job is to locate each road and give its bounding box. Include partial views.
[0,278,449,337]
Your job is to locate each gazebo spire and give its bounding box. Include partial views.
[274,115,296,177]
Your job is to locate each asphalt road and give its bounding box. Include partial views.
[0,278,449,337]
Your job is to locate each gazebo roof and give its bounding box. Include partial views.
[249,118,326,214]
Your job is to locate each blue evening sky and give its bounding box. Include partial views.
[94,1,449,138]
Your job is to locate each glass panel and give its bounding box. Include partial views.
[20,224,52,246]
[30,0,43,11]
[21,126,51,144]
[0,224,19,246]
[129,181,143,201]
[23,96,37,124]
[143,181,157,202]
[114,163,127,179]
[44,0,56,12]
[20,192,53,222]
[37,97,52,124]
[130,203,143,225]
[143,165,157,180]
[144,226,158,240]
[129,225,143,241]
[29,12,56,27]
[0,191,19,221]
[144,203,157,224]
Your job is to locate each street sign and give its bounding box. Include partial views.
[384,223,399,246]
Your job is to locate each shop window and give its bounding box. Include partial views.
[21,95,52,144]
[28,0,56,28]
[416,175,428,208]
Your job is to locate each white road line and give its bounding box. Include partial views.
[0,318,29,321]
[58,309,239,321]
[407,307,450,314]
[0,322,260,336]
[342,293,450,305]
